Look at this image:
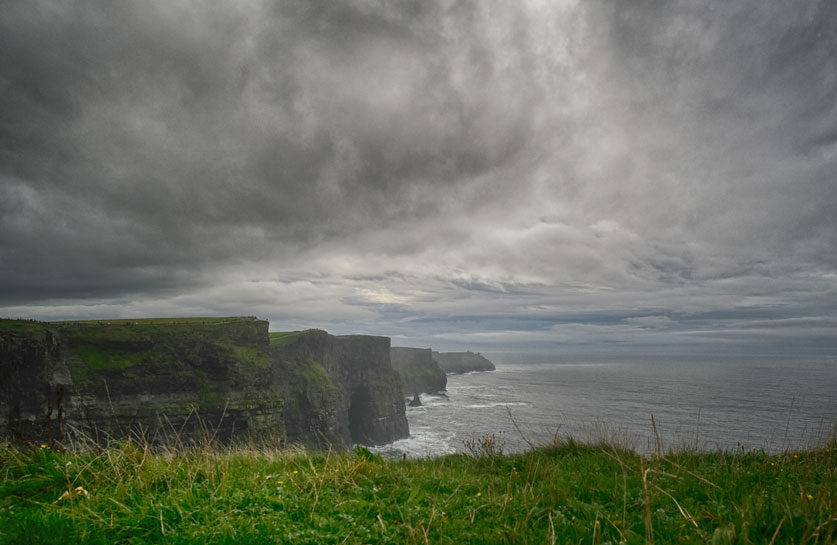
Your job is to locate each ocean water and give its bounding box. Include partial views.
[375,355,837,458]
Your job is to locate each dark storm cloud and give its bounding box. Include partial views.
[1,0,835,353]
[0,0,540,302]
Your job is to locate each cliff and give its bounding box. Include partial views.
[0,317,284,447]
[390,347,446,395]
[432,351,496,374]
[271,330,409,448]
[0,318,410,449]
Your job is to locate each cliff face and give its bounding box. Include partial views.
[271,331,409,448]
[390,347,446,395]
[0,322,65,443]
[0,318,285,447]
[432,351,496,374]
[1,319,410,450]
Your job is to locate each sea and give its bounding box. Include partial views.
[374,355,837,458]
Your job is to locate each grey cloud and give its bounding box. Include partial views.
[1,1,548,301]
[1,0,835,354]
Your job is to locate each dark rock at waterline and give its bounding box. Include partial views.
[409,392,422,407]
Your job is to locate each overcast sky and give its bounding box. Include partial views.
[1,0,835,355]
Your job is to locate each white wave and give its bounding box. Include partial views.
[370,427,457,459]
[461,402,531,409]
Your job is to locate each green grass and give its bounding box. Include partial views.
[0,318,50,335]
[269,330,320,346]
[218,342,271,371]
[53,318,271,386]
[0,438,833,544]
[50,317,254,326]
[76,344,153,372]
[296,358,337,394]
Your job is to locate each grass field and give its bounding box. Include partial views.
[269,330,317,346]
[0,436,833,544]
[49,317,258,326]
[0,318,50,334]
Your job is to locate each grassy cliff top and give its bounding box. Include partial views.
[1,317,266,343]
[1,317,272,381]
[0,317,262,333]
[268,329,326,346]
[267,329,390,347]
[0,318,51,334]
[0,438,833,544]
[50,316,260,326]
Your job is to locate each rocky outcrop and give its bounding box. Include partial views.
[390,347,446,394]
[271,330,409,448]
[1,318,410,450]
[433,351,496,374]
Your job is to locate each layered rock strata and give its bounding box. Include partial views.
[271,330,409,447]
[0,318,284,447]
[0,319,410,449]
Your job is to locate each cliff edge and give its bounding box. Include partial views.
[390,347,446,395]
[0,317,284,447]
[432,351,496,374]
[270,330,409,448]
[0,319,410,449]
